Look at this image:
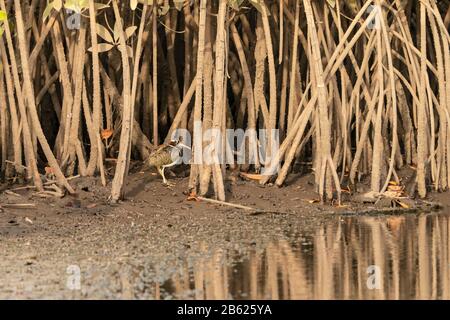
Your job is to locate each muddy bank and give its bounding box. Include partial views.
[0,170,448,299]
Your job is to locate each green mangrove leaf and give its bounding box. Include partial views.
[125,26,137,41]
[88,43,114,53]
[0,10,7,22]
[96,23,114,43]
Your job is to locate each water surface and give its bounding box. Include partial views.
[158,213,450,299]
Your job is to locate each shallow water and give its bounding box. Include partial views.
[158,212,450,300]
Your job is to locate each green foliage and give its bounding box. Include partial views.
[130,0,181,15]
[0,9,7,21]
[43,0,109,21]
[130,0,156,11]
[0,9,6,37]
[88,21,137,57]
[64,0,88,13]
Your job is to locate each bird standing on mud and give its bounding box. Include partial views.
[145,138,190,186]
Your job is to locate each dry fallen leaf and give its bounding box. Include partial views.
[387,185,404,192]
[44,166,54,175]
[239,172,264,181]
[101,129,113,140]
[187,191,199,202]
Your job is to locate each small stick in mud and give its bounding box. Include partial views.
[4,160,29,171]
[193,196,289,215]
[9,175,81,192]
[195,196,255,211]
[43,175,81,186]
[4,190,22,197]
[1,203,36,209]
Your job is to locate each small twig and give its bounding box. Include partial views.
[195,196,289,215]
[32,184,65,198]
[158,20,186,34]
[9,175,81,192]
[47,184,63,194]
[1,203,36,209]
[4,190,22,197]
[43,175,81,186]
[5,160,29,170]
[196,196,255,211]
[10,185,36,191]
[33,191,64,198]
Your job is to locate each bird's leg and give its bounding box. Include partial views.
[157,167,166,183]
[161,167,175,187]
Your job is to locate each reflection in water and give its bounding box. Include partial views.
[156,213,450,299]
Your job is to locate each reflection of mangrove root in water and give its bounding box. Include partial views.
[155,214,450,300]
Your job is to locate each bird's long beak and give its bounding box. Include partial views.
[177,143,191,150]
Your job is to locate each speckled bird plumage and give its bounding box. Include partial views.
[147,144,180,168]
[145,140,187,185]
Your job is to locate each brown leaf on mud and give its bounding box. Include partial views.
[187,191,199,202]
[384,182,406,198]
[239,172,263,181]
